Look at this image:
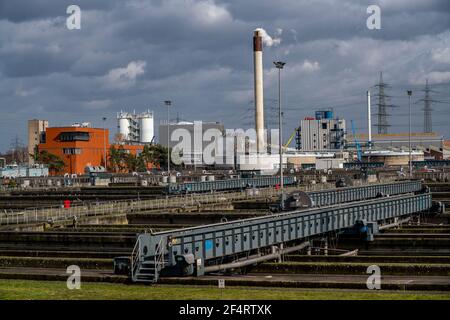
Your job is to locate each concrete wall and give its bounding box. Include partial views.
[316,158,344,170]
[299,118,346,150]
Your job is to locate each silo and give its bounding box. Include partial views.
[139,111,154,143]
[118,112,130,141]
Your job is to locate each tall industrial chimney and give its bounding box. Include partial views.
[253,29,265,154]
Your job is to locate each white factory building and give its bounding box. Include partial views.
[117,110,154,144]
[296,110,346,151]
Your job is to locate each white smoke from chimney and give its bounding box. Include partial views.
[254,28,282,47]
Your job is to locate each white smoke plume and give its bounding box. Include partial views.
[255,28,282,47]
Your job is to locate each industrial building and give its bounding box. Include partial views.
[28,119,48,164]
[236,152,335,173]
[295,110,346,151]
[159,120,225,166]
[38,124,110,175]
[362,150,424,166]
[117,110,155,144]
[37,124,144,175]
[347,132,444,151]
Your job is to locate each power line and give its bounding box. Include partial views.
[374,71,396,134]
[423,79,433,133]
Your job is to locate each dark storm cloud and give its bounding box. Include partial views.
[0,0,116,22]
[0,0,449,151]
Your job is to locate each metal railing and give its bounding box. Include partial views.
[154,237,165,282]
[130,234,141,280]
[0,183,335,227]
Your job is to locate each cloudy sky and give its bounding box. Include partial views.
[0,0,449,151]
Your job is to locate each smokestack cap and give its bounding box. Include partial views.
[253,29,262,52]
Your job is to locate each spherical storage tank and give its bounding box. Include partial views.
[139,111,154,143]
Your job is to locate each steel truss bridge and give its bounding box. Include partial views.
[126,180,432,283]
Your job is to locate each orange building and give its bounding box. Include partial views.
[38,126,144,175]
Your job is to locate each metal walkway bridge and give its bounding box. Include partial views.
[125,180,432,283]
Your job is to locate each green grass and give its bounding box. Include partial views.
[0,280,449,300]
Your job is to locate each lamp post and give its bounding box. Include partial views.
[407,90,412,178]
[164,100,172,176]
[102,117,107,171]
[273,61,286,209]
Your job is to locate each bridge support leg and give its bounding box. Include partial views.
[278,244,284,262]
[195,258,204,276]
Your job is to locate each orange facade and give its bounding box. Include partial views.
[38,127,144,175]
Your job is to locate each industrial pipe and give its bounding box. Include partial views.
[378,217,411,230]
[204,241,310,273]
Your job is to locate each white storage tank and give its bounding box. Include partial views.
[118,112,130,141]
[139,111,154,143]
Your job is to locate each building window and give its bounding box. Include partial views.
[63,148,82,155]
[59,132,90,142]
[322,123,327,129]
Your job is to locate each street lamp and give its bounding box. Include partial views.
[102,117,107,171]
[273,61,286,209]
[407,90,412,178]
[164,100,172,176]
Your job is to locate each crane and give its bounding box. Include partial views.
[284,128,298,148]
[351,120,362,162]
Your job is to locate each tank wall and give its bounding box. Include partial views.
[140,116,154,143]
[119,118,130,139]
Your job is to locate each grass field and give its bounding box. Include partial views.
[0,280,449,300]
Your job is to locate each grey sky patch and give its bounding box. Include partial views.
[0,0,449,151]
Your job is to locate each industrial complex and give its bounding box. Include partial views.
[1,25,449,304]
[6,29,447,178]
